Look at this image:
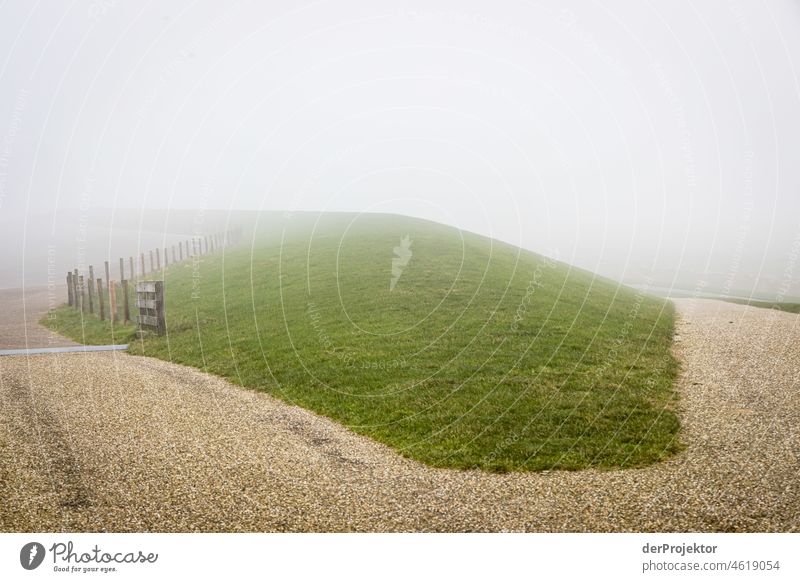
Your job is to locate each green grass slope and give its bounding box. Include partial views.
[45,212,680,472]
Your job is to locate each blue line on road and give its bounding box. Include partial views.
[0,345,129,356]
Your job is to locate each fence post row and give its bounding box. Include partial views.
[64,228,239,310]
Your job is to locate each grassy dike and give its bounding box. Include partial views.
[44,213,681,472]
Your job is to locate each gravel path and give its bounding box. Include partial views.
[0,297,798,531]
[0,286,78,349]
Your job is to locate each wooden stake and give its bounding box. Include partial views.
[109,280,117,323]
[122,279,131,323]
[97,279,105,321]
[78,275,86,313]
[87,266,95,314]
[73,269,79,310]
[67,272,73,306]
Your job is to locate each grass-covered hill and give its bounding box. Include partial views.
[46,212,680,472]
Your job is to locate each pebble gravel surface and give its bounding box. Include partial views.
[0,297,798,531]
[0,286,77,350]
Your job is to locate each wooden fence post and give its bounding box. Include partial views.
[119,257,125,282]
[141,253,146,277]
[87,266,95,314]
[97,279,105,321]
[122,279,131,323]
[156,248,161,271]
[104,261,110,295]
[172,245,176,264]
[179,242,183,261]
[130,256,135,281]
[78,275,86,313]
[157,280,166,335]
[73,269,79,310]
[164,247,169,268]
[149,250,154,272]
[67,272,73,306]
[109,280,117,323]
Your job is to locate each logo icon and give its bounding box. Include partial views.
[390,235,413,291]
[20,542,45,570]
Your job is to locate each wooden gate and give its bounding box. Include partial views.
[135,280,165,335]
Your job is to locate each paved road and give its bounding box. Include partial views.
[1,293,798,531]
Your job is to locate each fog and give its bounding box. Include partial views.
[1,0,799,299]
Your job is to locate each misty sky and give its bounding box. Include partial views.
[1,0,799,298]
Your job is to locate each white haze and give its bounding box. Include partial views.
[1,0,799,299]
